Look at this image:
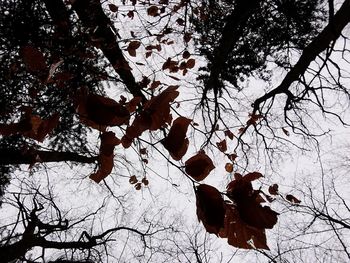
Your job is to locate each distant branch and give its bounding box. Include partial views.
[252,0,350,114]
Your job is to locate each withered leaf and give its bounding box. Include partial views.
[90,131,120,183]
[147,5,159,16]
[216,139,227,152]
[286,194,301,204]
[268,184,279,195]
[196,184,225,235]
[224,129,234,140]
[122,86,179,148]
[226,173,278,230]
[225,163,233,173]
[77,93,130,130]
[220,204,270,250]
[186,58,195,69]
[161,116,191,160]
[108,4,118,12]
[127,41,141,57]
[129,175,138,184]
[185,152,215,181]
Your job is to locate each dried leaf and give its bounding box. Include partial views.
[185,152,215,181]
[186,58,195,69]
[77,92,130,130]
[226,173,278,230]
[108,4,118,12]
[122,86,179,147]
[286,194,301,204]
[182,50,191,59]
[224,129,234,140]
[142,177,149,185]
[268,184,279,195]
[282,127,290,136]
[127,41,141,57]
[161,117,191,160]
[225,163,233,173]
[220,204,270,250]
[196,184,225,235]
[90,131,120,183]
[150,80,161,90]
[129,175,138,184]
[135,182,142,190]
[147,5,159,16]
[216,139,227,152]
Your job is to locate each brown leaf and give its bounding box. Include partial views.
[182,50,191,59]
[224,129,234,140]
[185,152,215,181]
[196,184,225,235]
[286,194,301,204]
[282,127,290,136]
[227,153,237,162]
[77,92,130,130]
[108,4,118,12]
[127,41,141,57]
[161,117,191,160]
[268,184,279,195]
[122,86,179,147]
[226,173,278,230]
[216,139,227,152]
[150,80,161,90]
[129,175,138,184]
[90,131,120,183]
[141,177,149,185]
[220,204,270,250]
[183,32,192,43]
[135,182,142,190]
[186,58,195,69]
[147,5,159,16]
[225,163,233,173]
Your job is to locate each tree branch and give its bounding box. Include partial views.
[71,0,146,100]
[0,149,97,165]
[252,0,350,114]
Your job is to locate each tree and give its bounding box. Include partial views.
[1,0,350,262]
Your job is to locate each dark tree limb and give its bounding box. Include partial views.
[252,0,350,114]
[0,149,97,165]
[203,0,262,100]
[71,0,146,100]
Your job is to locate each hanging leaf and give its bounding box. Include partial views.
[286,194,301,204]
[282,127,290,136]
[216,139,227,152]
[147,5,159,16]
[226,173,278,230]
[0,111,59,142]
[108,4,118,12]
[186,58,196,69]
[90,131,120,183]
[196,184,225,235]
[129,175,138,184]
[182,50,191,59]
[227,153,237,162]
[219,203,270,250]
[268,184,279,195]
[185,151,215,181]
[224,129,234,140]
[225,163,233,173]
[150,80,161,90]
[77,92,130,130]
[122,86,179,148]
[127,41,141,57]
[161,116,191,160]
